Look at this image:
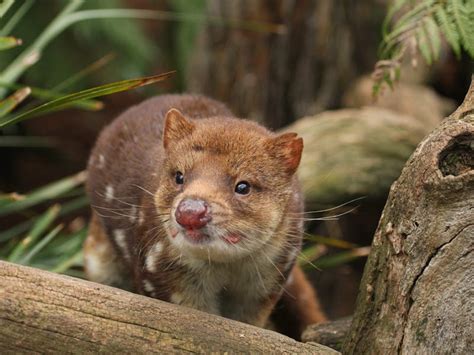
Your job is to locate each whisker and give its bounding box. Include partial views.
[288,196,366,215]
[131,184,156,197]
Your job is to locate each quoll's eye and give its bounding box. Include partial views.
[175,171,184,185]
[235,181,251,195]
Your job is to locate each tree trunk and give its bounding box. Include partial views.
[0,261,337,354]
[343,78,474,354]
[187,0,386,130]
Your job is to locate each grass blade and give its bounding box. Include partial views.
[0,135,55,147]
[18,224,63,265]
[7,204,61,262]
[0,71,174,128]
[0,0,34,36]
[0,87,31,117]
[304,233,359,249]
[0,81,103,111]
[0,0,14,18]
[0,0,84,97]
[0,195,89,243]
[0,171,86,217]
[51,247,84,274]
[311,247,371,270]
[0,36,22,50]
[53,52,116,92]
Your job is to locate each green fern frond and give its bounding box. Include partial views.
[373,0,474,97]
[383,0,411,37]
[450,0,474,56]
[435,4,461,56]
[416,21,433,64]
[425,16,442,61]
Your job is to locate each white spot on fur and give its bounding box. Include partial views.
[98,154,105,169]
[146,242,163,272]
[84,236,123,286]
[113,229,130,260]
[129,205,137,223]
[170,292,184,305]
[286,272,294,286]
[143,280,154,293]
[84,237,106,279]
[105,185,114,202]
[138,210,145,225]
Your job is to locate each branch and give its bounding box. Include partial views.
[0,261,337,354]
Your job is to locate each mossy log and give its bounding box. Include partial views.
[343,76,455,128]
[302,317,352,352]
[287,107,430,208]
[0,261,337,354]
[342,79,474,354]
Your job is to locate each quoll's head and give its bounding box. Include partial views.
[154,108,303,262]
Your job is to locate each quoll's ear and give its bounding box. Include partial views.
[266,132,304,175]
[163,108,195,149]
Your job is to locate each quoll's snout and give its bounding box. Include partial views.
[175,198,212,229]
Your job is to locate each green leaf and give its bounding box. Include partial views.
[436,5,461,57]
[383,0,410,37]
[0,81,103,111]
[7,204,61,262]
[0,36,21,50]
[425,17,441,61]
[0,71,174,128]
[0,0,34,36]
[304,233,359,249]
[0,0,14,18]
[310,247,371,270]
[52,52,116,93]
[0,195,88,243]
[18,224,64,265]
[0,171,86,217]
[0,87,30,117]
[452,0,474,57]
[0,135,54,147]
[416,24,432,64]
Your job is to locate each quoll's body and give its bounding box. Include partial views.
[84,95,325,338]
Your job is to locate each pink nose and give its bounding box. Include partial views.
[175,199,211,229]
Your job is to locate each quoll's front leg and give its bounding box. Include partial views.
[271,265,327,339]
[83,212,132,290]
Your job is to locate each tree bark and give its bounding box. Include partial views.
[0,261,337,354]
[187,0,386,130]
[343,78,474,354]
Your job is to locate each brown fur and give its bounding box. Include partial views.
[84,94,325,338]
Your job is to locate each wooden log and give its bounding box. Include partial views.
[342,79,474,354]
[0,261,337,354]
[302,318,352,352]
[343,76,456,128]
[286,107,429,208]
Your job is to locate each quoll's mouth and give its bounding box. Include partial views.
[174,226,242,246]
[182,229,211,244]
